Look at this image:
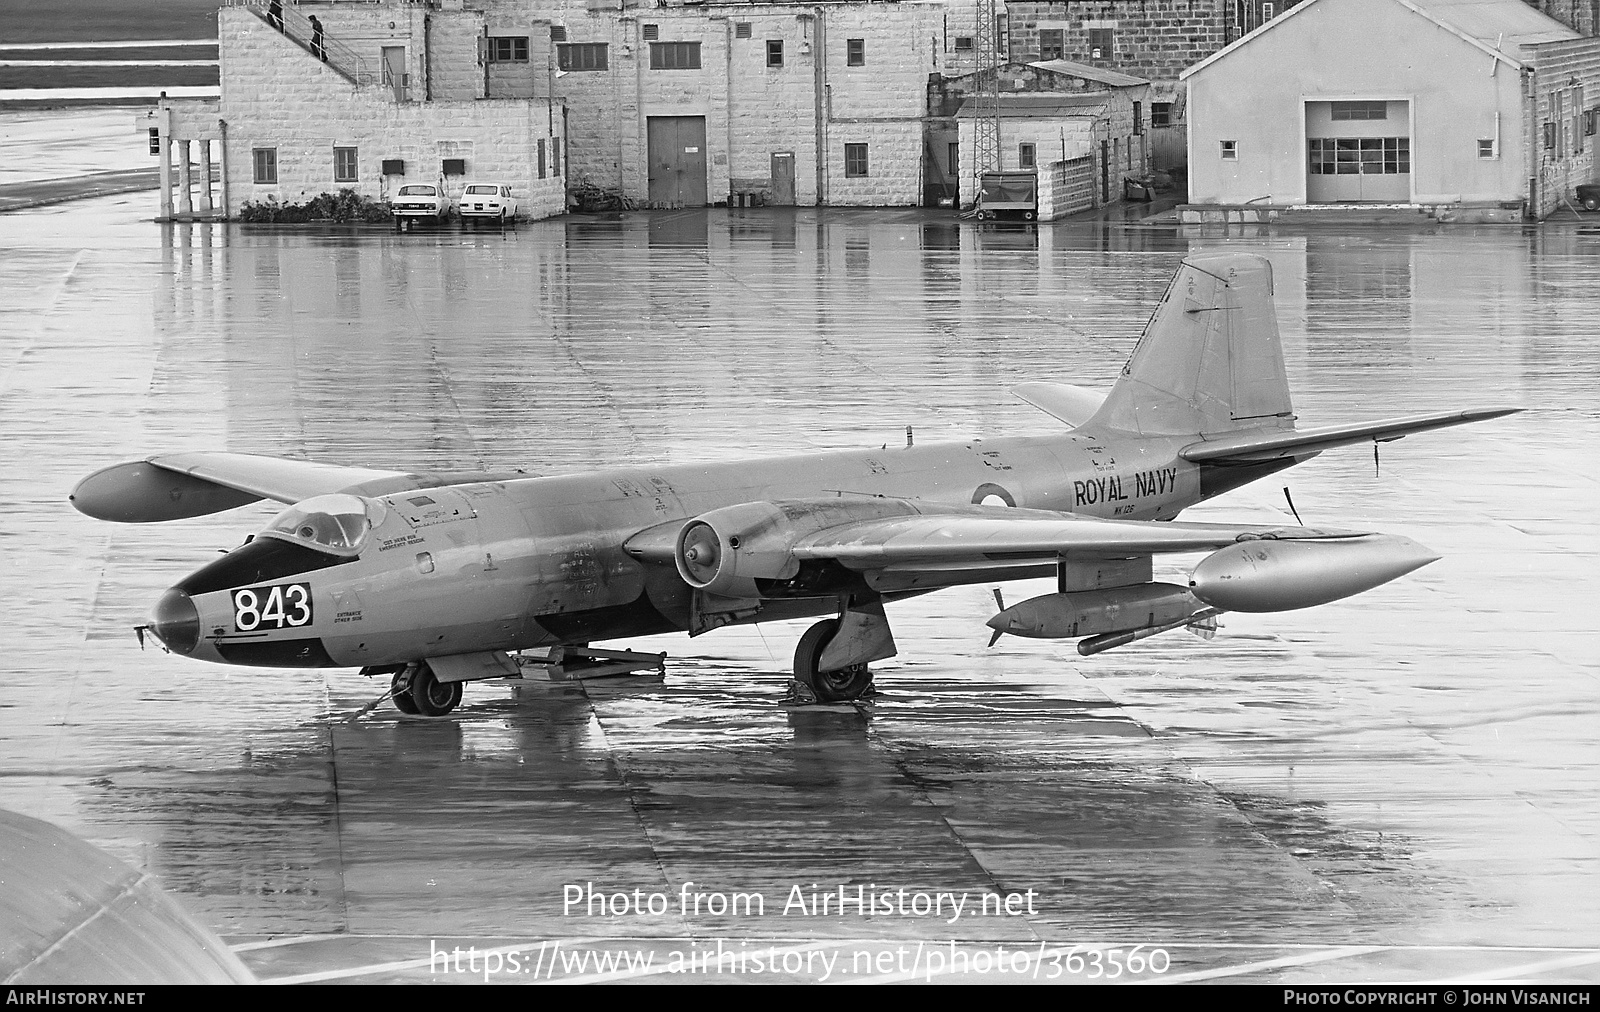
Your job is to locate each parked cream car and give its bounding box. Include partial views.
[458,182,519,224]
[391,183,449,225]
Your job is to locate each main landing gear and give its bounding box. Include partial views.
[390,661,462,717]
[790,600,897,704]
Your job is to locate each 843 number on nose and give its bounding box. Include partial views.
[232,583,312,631]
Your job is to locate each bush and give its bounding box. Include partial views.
[238,188,392,224]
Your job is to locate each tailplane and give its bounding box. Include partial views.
[1085,253,1295,437]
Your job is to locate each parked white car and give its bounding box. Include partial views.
[391,183,449,224]
[458,182,519,223]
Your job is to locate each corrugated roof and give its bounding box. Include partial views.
[1182,0,1581,80]
[955,93,1110,118]
[1406,0,1579,52]
[1027,59,1149,88]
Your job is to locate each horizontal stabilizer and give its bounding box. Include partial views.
[1012,382,1107,427]
[1180,407,1521,464]
[70,451,536,522]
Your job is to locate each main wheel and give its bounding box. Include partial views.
[408,661,463,716]
[793,619,873,703]
[391,667,420,715]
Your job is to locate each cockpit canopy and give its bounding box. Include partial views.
[257,494,382,557]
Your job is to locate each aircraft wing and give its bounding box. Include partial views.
[70,451,531,523]
[1179,407,1520,464]
[790,506,1365,570]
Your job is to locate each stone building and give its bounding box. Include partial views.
[147,2,569,221]
[541,0,942,207]
[1182,0,1600,221]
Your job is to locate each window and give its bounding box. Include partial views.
[1262,2,1276,19]
[1019,142,1036,169]
[650,41,701,70]
[844,143,868,177]
[736,22,751,40]
[1478,138,1496,159]
[1586,109,1597,136]
[847,38,865,66]
[642,24,659,41]
[954,36,974,52]
[1151,102,1171,128]
[1307,137,1409,174]
[1038,29,1064,61]
[1133,101,1143,135]
[1331,101,1386,120]
[333,146,357,182]
[1220,140,1237,159]
[552,137,561,177]
[767,40,783,67]
[253,147,277,184]
[1088,28,1114,61]
[948,140,959,174]
[488,36,529,63]
[551,26,567,43]
[558,43,608,71]
[538,139,546,180]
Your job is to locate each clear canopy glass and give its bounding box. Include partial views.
[258,494,381,557]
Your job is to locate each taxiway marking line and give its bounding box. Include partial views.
[546,941,840,985]
[1132,945,1391,985]
[231,933,348,952]
[257,938,609,984]
[1413,950,1600,984]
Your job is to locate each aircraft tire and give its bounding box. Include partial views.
[408,662,463,717]
[391,668,420,714]
[793,619,873,703]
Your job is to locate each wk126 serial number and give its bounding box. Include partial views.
[232,583,312,632]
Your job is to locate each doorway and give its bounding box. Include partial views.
[646,116,708,207]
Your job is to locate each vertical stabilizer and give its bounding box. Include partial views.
[1085,253,1294,437]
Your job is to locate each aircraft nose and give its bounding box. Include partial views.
[148,587,200,655]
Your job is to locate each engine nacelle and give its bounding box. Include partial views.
[674,498,922,599]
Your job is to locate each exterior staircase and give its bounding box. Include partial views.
[228,0,377,88]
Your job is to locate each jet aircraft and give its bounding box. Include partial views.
[70,253,1516,715]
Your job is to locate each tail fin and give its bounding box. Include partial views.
[1085,253,1295,437]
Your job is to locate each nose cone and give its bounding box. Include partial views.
[148,588,200,655]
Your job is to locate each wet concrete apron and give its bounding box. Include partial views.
[1,201,1595,983]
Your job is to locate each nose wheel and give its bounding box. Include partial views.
[793,619,874,703]
[391,661,462,716]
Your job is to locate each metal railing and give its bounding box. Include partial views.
[224,0,379,88]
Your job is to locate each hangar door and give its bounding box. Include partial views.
[1305,100,1410,202]
[647,116,708,207]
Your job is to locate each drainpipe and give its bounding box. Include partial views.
[813,8,826,205]
[218,118,230,219]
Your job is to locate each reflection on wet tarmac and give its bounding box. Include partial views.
[0,202,1595,982]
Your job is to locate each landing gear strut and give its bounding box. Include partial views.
[391,661,462,717]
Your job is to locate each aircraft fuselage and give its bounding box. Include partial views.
[157,429,1278,669]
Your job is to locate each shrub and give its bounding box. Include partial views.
[238,188,392,224]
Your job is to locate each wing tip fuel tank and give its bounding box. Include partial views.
[1189,534,1440,613]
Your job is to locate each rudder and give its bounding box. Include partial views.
[1085,253,1294,437]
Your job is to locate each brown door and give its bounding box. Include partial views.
[647,116,708,207]
[771,152,795,205]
